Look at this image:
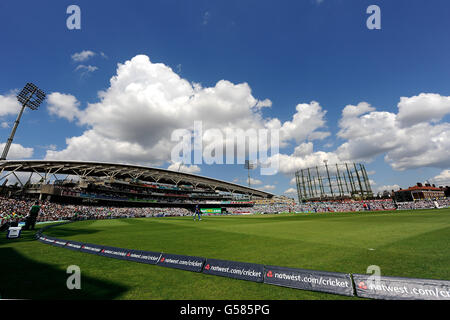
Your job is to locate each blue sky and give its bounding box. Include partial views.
[1,0,450,196]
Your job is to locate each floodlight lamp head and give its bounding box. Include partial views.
[244,160,257,170]
[16,82,46,110]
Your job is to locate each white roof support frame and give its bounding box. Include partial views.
[0,160,274,198]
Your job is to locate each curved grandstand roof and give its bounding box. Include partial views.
[0,160,274,198]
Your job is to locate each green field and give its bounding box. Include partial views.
[1,209,449,300]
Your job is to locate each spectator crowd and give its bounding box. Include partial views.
[228,199,450,214]
[1,196,449,227]
[395,199,450,210]
[0,196,192,226]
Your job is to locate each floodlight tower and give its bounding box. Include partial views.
[1,83,46,160]
[244,160,257,188]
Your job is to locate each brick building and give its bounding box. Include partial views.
[394,183,446,202]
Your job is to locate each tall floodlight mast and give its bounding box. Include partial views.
[1,83,46,160]
[244,160,257,188]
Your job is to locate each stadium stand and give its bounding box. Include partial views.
[0,160,273,206]
[2,197,449,228]
[0,161,448,228]
[395,199,450,210]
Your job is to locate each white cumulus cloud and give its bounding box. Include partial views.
[0,143,33,159]
[167,161,201,174]
[397,93,450,127]
[284,187,297,195]
[44,54,450,178]
[47,92,81,122]
[260,184,276,191]
[0,93,20,117]
[266,93,450,176]
[71,50,96,62]
[430,169,450,186]
[75,64,99,74]
[45,55,324,167]
[375,184,400,193]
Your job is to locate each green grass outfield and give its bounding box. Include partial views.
[1,208,449,300]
